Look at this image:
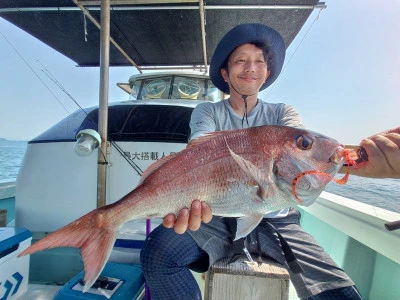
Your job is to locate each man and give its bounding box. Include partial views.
[140,23,363,299]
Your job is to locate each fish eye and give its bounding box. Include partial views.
[296,135,313,150]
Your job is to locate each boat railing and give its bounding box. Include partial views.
[0,180,16,226]
[301,191,400,265]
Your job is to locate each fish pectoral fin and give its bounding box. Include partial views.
[234,214,264,241]
[227,146,273,200]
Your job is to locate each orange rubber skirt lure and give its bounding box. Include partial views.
[292,149,359,203]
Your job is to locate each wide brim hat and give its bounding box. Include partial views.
[210,23,286,94]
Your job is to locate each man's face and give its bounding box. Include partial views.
[221,43,271,96]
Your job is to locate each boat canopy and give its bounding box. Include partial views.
[0,0,323,71]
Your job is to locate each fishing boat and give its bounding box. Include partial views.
[0,1,399,299]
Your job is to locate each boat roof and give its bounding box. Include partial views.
[128,70,209,83]
[0,0,323,72]
[31,100,199,143]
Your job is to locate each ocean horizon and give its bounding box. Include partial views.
[1,144,399,214]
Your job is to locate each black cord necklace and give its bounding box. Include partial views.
[228,76,257,127]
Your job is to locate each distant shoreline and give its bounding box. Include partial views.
[0,138,27,147]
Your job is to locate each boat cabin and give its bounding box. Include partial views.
[124,72,222,102]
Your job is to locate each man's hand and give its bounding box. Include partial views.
[342,127,400,179]
[162,200,213,234]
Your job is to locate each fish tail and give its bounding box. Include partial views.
[18,207,119,292]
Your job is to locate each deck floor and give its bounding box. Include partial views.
[20,284,61,299]
[20,280,299,299]
[289,281,300,299]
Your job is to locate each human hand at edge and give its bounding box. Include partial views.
[341,127,400,179]
[162,200,213,234]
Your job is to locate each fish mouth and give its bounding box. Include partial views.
[329,146,345,165]
[274,147,344,205]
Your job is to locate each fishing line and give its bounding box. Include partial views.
[83,12,88,42]
[38,61,144,175]
[16,49,142,174]
[0,30,71,114]
[0,30,115,166]
[33,58,145,175]
[38,60,89,115]
[35,60,110,164]
[112,141,143,176]
[264,8,323,100]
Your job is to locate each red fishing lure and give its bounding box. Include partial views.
[292,149,358,203]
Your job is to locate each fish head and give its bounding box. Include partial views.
[274,127,345,205]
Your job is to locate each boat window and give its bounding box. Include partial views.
[141,77,172,99]
[129,75,223,102]
[31,104,194,143]
[206,80,221,102]
[107,105,193,143]
[172,77,202,100]
[129,80,142,100]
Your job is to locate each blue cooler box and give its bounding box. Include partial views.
[54,262,145,299]
[0,227,32,300]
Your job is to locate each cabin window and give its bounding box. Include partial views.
[141,77,172,99]
[129,80,142,100]
[206,80,220,102]
[172,77,202,100]
[129,75,223,102]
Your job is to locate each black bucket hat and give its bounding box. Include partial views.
[209,23,286,94]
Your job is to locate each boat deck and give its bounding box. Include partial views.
[21,279,300,299]
[20,284,61,300]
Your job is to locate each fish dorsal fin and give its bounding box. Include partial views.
[138,152,180,185]
[235,214,264,240]
[139,132,223,185]
[185,132,224,150]
[227,145,274,200]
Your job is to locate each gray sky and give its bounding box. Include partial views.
[0,0,399,144]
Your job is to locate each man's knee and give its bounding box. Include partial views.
[140,225,193,269]
[140,226,172,266]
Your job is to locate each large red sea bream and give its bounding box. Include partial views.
[19,125,352,291]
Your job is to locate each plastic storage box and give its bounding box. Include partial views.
[54,262,145,299]
[0,227,32,300]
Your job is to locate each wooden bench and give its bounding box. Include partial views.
[205,255,289,300]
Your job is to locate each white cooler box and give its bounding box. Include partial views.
[0,228,32,300]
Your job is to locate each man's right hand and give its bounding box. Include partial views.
[341,127,400,179]
[162,200,213,234]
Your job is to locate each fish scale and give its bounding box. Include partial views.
[18,125,345,292]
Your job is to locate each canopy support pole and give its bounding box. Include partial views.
[72,0,142,72]
[97,0,110,208]
[199,0,207,73]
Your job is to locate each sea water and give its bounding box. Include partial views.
[326,176,400,213]
[1,144,400,213]
[0,145,27,182]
